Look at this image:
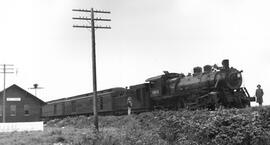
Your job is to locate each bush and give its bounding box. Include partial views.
[158,108,270,145]
[4,106,269,145]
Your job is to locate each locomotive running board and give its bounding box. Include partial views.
[150,94,183,101]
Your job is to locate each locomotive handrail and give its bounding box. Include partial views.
[214,78,220,88]
[243,87,251,98]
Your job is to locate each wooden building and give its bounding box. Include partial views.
[0,84,45,122]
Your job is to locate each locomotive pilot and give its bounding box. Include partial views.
[255,84,264,106]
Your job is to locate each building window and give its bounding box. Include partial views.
[0,105,2,116]
[54,104,57,115]
[24,105,30,116]
[10,105,16,116]
[71,101,76,113]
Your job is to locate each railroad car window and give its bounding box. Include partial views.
[62,103,65,115]
[0,105,2,116]
[136,89,141,101]
[142,88,146,105]
[151,89,160,96]
[54,104,57,115]
[100,96,103,110]
[71,101,76,113]
[142,88,146,97]
[24,105,30,116]
[120,91,124,96]
[10,105,16,116]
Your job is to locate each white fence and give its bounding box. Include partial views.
[0,121,43,132]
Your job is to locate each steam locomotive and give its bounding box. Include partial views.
[147,59,253,110]
[42,59,254,118]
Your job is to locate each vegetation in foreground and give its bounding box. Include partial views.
[0,106,269,145]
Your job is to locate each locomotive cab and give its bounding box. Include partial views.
[128,83,151,112]
[146,71,180,99]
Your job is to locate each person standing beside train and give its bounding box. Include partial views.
[127,96,132,115]
[125,87,133,115]
[255,84,264,107]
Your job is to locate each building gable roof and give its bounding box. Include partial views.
[0,84,45,105]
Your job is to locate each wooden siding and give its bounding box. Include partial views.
[0,85,44,122]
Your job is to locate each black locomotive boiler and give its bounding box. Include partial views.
[147,59,253,110]
[41,59,254,119]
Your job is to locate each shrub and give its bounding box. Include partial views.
[158,108,270,145]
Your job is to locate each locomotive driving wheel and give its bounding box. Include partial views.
[176,97,185,110]
[197,92,219,110]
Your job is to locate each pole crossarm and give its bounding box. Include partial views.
[29,87,43,89]
[73,25,111,29]
[0,68,14,70]
[72,9,111,14]
[0,67,14,73]
[0,64,13,66]
[73,17,111,21]
[0,72,14,74]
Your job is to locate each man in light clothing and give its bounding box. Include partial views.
[127,96,132,115]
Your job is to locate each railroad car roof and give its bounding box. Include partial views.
[129,83,149,89]
[146,75,163,82]
[46,87,125,104]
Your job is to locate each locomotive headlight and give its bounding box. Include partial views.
[237,73,241,78]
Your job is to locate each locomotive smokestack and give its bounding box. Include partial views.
[222,59,229,69]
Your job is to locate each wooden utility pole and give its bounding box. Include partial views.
[72,8,111,131]
[0,64,14,123]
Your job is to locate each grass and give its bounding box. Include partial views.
[0,106,269,145]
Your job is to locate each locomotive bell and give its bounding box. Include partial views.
[222,59,229,69]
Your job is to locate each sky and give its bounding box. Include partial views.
[0,0,269,106]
